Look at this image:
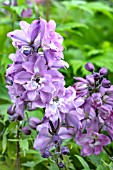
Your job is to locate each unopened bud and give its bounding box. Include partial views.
[85,62,94,72]
[42,150,51,158]
[102,78,111,88]
[93,73,100,80]
[61,146,70,155]
[7,105,15,115]
[59,161,65,168]
[29,117,40,130]
[22,126,31,135]
[99,67,108,76]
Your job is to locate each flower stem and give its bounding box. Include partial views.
[46,0,50,21]
[16,123,20,170]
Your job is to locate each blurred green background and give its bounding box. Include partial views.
[1,0,113,169]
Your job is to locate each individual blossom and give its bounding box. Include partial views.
[76,120,111,156]
[34,120,74,153]
[14,56,55,105]
[7,20,41,53]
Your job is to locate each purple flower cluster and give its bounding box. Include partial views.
[6,18,113,162]
[74,62,112,156]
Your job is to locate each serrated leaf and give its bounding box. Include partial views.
[75,155,90,170]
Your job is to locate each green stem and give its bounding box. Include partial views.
[16,123,20,170]
[46,0,50,21]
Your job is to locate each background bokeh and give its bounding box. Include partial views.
[1,0,113,169]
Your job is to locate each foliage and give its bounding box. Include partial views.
[1,0,113,169]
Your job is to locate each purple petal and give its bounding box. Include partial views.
[94,145,103,155]
[27,20,41,42]
[58,127,74,139]
[19,21,30,33]
[14,71,32,84]
[34,57,47,75]
[22,61,34,73]
[81,144,93,156]
[98,134,111,146]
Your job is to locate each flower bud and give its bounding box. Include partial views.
[99,67,108,76]
[59,162,65,168]
[102,78,111,88]
[22,126,31,135]
[61,146,70,155]
[7,105,15,115]
[93,73,100,80]
[42,149,51,158]
[29,117,40,130]
[85,62,94,72]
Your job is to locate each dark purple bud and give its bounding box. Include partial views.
[85,62,94,72]
[61,146,70,155]
[17,114,23,121]
[102,78,111,88]
[29,117,40,130]
[22,126,31,135]
[99,67,108,76]
[52,134,60,143]
[93,73,100,80]
[59,162,65,168]
[7,106,15,115]
[42,150,51,158]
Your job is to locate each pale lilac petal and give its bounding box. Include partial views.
[58,127,74,139]
[40,91,52,103]
[19,21,30,33]
[34,134,51,151]
[7,30,28,43]
[81,144,93,156]
[14,71,32,84]
[94,145,102,155]
[27,90,37,101]
[65,111,81,129]
[22,62,34,73]
[98,134,111,146]
[34,57,47,75]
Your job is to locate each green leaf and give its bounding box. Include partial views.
[20,139,29,151]
[57,23,88,31]
[48,160,60,170]
[0,83,11,102]
[75,155,90,170]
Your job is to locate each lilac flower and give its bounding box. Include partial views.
[7,20,41,51]
[76,121,111,156]
[34,122,74,152]
[44,86,76,122]
[14,56,55,104]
